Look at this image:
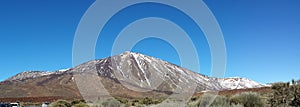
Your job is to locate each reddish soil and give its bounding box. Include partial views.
[0,87,272,103]
[0,96,82,103]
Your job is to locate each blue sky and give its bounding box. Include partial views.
[0,0,299,84]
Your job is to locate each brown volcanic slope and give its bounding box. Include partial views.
[0,73,81,99]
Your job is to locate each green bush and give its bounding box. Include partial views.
[140,97,153,105]
[115,97,128,105]
[188,94,243,107]
[210,95,231,107]
[49,99,89,107]
[195,94,231,107]
[101,99,121,107]
[71,102,89,107]
[290,79,300,106]
[49,100,71,107]
[71,100,86,106]
[269,79,300,107]
[230,92,264,107]
[138,97,162,105]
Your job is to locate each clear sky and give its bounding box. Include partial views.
[0,0,299,84]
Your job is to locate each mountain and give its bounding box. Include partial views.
[0,52,268,101]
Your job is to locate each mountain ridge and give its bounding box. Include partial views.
[0,52,269,100]
[3,52,268,90]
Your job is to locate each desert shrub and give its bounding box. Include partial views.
[188,94,236,107]
[210,95,231,107]
[138,97,162,105]
[115,97,128,105]
[71,102,89,107]
[101,99,121,107]
[196,94,231,107]
[290,79,300,106]
[71,100,86,106]
[140,97,153,105]
[188,99,200,107]
[268,79,300,107]
[269,82,292,107]
[132,99,139,103]
[190,97,197,102]
[230,92,264,107]
[49,100,71,107]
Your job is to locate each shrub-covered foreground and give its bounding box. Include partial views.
[269,79,300,107]
[188,79,300,107]
[48,97,163,107]
[48,79,300,107]
[188,92,265,107]
[49,100,88,107]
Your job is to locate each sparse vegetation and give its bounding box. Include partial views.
[188,79,300,107]
[199,94,232,107]
[269,79,300,107]
[101,98,122,107]
[49,100,88,107]
[114,97,163,106]
[230,92,264,107]
[71,100,88,107]
[138,97,162,105]
[24,79,300,107]
[49,100,71,107]
[188,92,265,107]
[72,102,89,107]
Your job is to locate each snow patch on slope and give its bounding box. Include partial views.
[218,77,269,90]
[7,68,71,81]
